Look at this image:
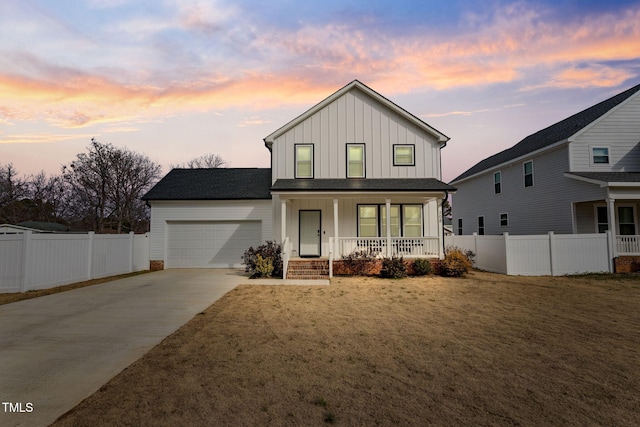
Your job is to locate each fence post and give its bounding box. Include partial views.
[503,232,510,275]
[129,232,135,273]
[87,231,95,280]
[548,231,556,276]
[20,231,33,292]
[605,230,613,273]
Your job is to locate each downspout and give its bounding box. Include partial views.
[442,190,449,255]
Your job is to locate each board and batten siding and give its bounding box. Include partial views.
[148,200,273,261]
[452,146,606,235]
[570,91,640,172]
[271,88,442,182]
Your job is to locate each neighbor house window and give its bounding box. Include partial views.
[358,205,378,237]
[494,171,501,194]
[295,144,313,178]
[524,161,534,187]
[347,144,365,178]
[393,145,415,166]
[596,206,608,233]
[478,216,485,235]
[618,206,636,235]
[500,213,508,227]
[457,218,463,235]
[592,147,609,164]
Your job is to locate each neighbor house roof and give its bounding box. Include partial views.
[564,172,640,186]
[271,178,455,193]
[263,80,450,149]
[451,82,640,183]
[142,168,272,200]
[17,221,70,232]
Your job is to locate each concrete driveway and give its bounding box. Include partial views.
[0,269,248,427]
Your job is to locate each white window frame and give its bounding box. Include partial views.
[523,161,534,188]
[500,213,509,227]
[295,144,314,178]
[617,205,637,236]
[347,144,365,178]
[590,146,610,165]
[494,171,501,194]
[594,204,609,233]
[393,144,415,166]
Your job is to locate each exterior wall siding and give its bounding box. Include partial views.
[271,88,441,182]
[570,93,640,172]
[148,200,273,261]
[452,146,606,235]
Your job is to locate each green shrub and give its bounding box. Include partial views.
[341,249,379,276]
[242,240,282,278]
[440,247,473,277]
[412,258,432,276]
[380,256,408,279]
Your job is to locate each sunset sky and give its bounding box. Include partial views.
[1,0,639,183]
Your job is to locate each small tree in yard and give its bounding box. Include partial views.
[242,241,282,278]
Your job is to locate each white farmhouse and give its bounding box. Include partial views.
[143,80,455,277]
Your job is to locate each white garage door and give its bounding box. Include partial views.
[167,221,262,268]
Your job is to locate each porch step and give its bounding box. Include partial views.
[286,259,330,280]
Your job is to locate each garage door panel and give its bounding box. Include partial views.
[167,221,261,268]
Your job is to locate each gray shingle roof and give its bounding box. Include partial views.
[271,178,455,192]
[451,83,640,183]
[565,172,640,183]
[142,168,272,200]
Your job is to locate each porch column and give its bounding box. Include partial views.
[281,199,288,244]
[333,199,339,257]
[437,197,444,259]
[608,197,617,258]
[385,199,392,257]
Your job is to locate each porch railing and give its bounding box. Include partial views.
[617,235,640,255]
[331,237,440,259]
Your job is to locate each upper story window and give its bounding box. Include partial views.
[500,213,509,227]
[393,145,415,166]
[523,161,534,187]
[592,147,609,165]
[295,144,314,178]
[494,171,501,194]
[347,144,365,178]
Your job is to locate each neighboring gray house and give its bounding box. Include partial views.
[143,80,455,273]
[450,83,640,258]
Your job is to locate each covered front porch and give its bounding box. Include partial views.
[273,191,449,278]
[568,172,640,258]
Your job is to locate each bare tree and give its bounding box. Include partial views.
[0,163,28,224]
[63,139,161,233]
[171,153,227,169]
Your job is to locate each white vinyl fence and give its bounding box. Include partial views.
[0,232,150,293]
[445,232,612,276]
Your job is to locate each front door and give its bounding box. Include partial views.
[299,210,321,257]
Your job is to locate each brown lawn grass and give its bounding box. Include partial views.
[0,271,150,306]
[53,271,640,426]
